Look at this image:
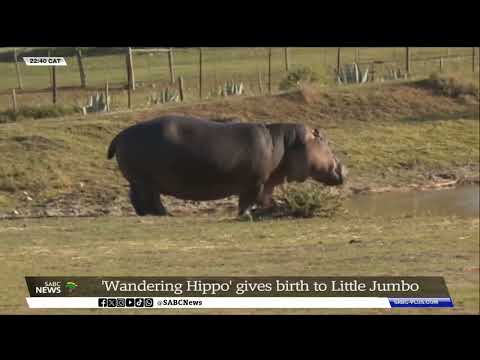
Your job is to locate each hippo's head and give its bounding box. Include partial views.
[303,134,346,186]
[268,123,346,186]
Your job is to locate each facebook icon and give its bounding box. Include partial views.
[98,298,108,307]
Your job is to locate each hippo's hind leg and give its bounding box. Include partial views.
[129,183,152,216]
[151,191,170,216]
[129,183,170,216]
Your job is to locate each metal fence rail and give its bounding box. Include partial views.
[0,47,477,113]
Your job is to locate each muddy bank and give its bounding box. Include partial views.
[1,174,478,221]
[348,173,479,195]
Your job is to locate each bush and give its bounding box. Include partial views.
[279,66,319,91]
[279,183,344,218]
[0,105,81,123]
[420,73,479,99]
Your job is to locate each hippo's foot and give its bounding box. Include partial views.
[237,210,254,222]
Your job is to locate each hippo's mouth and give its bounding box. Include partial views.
[314,163,347,186]
[332,163,347,185]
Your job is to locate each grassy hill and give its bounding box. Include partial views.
[0,77,478,216]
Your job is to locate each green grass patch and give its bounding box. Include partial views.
[0,104,81,123]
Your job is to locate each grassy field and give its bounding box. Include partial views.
[0,71,478,314]
[0,47,477,112]
[1,214,478,314]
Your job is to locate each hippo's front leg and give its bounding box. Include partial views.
[238,183,264,218]
[258,183,277,209]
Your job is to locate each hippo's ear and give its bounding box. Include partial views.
[312,128,326,141]
[312,128,324,139]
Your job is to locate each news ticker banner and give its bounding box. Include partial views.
[25,276,454,309]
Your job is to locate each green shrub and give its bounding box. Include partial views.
[279,66,319,91]
[277,182,345,218]
[0,105,81,123]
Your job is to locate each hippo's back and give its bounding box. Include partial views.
[111,115,274,200]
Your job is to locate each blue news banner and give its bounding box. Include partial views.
[389,298,453,308]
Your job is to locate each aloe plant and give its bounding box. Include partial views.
[337,63,369,85]
[148,88,179,105]
[82,92,110,114]
[218,80,244,97]
[383,67,404,81]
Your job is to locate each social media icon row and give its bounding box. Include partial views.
[98,298,154,307]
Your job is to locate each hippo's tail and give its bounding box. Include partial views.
[107,134,119,159]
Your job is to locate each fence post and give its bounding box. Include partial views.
[440,57,443,72]
[13,48,23,90]
[258,70,263,94]
[336,47,341,75]
[178,76,184,102]
[268,48,272,94]
[168,48,175,84]
[126,47,135,91]
[48,49,52,88]
[76,48,87,88]
[127,85,132,109]
[105,82,110,112]
[473,47,476,73]
[199,48,203,99]
[405,47,410,76]
[284,47,289,72]
[11,89,17,112]
[52,65,57,105]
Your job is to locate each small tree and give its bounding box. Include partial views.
[279,66,319,91]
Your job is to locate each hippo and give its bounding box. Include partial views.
[107,115,345,216]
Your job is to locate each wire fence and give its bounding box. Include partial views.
[0,47,477,113]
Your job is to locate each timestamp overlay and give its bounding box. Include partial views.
[23,57,67,66]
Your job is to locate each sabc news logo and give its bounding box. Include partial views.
[34,280,78,295]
